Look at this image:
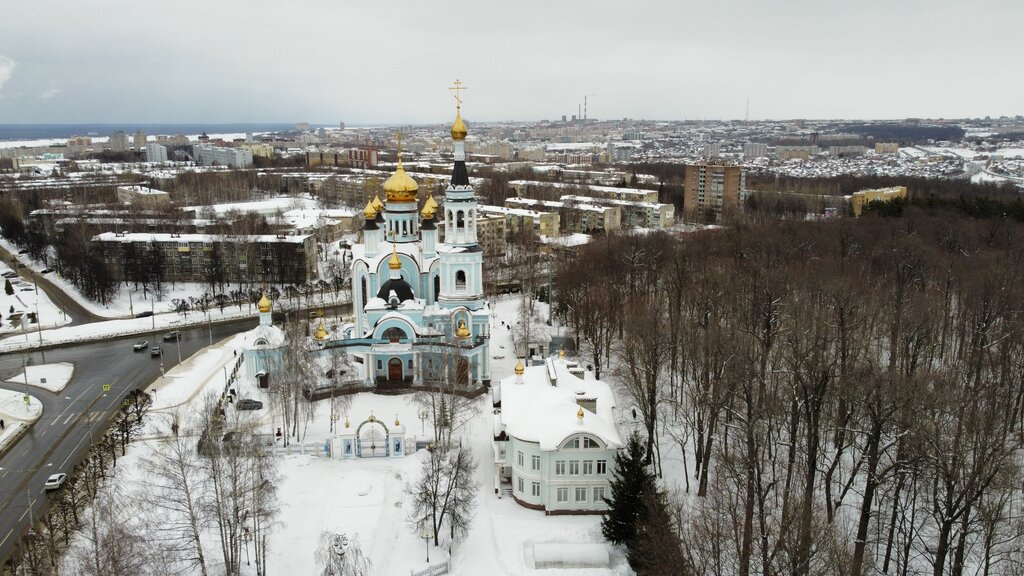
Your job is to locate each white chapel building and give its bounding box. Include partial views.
[492,356,622,514]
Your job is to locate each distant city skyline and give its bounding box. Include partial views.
[0,0,1020,124]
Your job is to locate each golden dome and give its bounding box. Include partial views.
[450,110,468,141]
[371,195,384,213]
[344,417,350,428]
[384,158,418,203]
[515,360,525,376]
[388,243,402,270]
[314,319,328,341]
[363,199,377,220]
[577,406,585,420]
[456,318,471,339]
[421,194,438,219]
[394,416,401,426]
[257,293,272,313]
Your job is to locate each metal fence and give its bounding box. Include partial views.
[410,560,449,576]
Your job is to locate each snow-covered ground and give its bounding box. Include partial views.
[59,292,630,575]
[0,262,73,335]
[0,388,43,455]
[5,362,74,393]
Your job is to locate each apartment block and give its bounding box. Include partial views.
[683,162,745,222]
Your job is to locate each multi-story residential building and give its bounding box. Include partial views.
[438,212,506,257]
[192,144,253,168]
[145,143,168,163]
[683,162,745,222]
[133,131,147,150]
[107,131,129,153]
[744,142,768,158]
[849,186,907,217]
[92,232,317,284]
[702,143,721,158]
[242,143,274,159]
[875,142,900,154]
[349,148,378,168]
[479,206,560,240]
[505,197,620,235]
[829,145,866,158]
[116,185,171,208]
[559,195,674,229]
[776,145,820,160]
[510,180,659,203]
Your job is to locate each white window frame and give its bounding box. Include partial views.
[593,486,606,502]
[517,477,523,493]
[556,487,569,503]
[555,461,565,475]
[597,460,607,475]
[569,461,580,475]
[517,451,523,466]
[531,482,540,497]
[531,455,541,471]
[583,460,594,475]
[575,487,587,503]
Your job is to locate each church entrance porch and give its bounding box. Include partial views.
[388,357,403,381]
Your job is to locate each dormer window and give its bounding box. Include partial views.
[455,270,466,290]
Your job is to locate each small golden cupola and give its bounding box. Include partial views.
[577,406,585,422]
[421,194,438,219]
[456,318,471,339]
[383,135,418,203]
[363,199,377,220]
[514,359,525,376]
[450,109,468,141]
[371,194,385,213]
[257,293,272,313]
[388,243,402,270]
[314,319,329,341]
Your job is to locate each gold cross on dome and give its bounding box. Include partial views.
[449,79,468,109]
[395,131,404,162]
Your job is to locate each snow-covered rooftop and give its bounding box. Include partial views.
[497,358,620,451]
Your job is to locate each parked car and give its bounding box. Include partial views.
[18,287,33,292]
[17,249,28,255]
[134,310,153,318]
[43,473,67,491]
[150,346,162,357]
[40,268,53,274]
[133,340,148,351]
[236,399,263,411]
[163,330,181,341]
[2,271,18,278]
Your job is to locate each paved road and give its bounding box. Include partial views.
[0,244,103,326]
[0,317,256,565]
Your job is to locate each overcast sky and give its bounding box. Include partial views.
[0,1,1020,124]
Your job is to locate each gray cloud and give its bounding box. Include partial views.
[0,1,1020,123]
[0,55,15,94]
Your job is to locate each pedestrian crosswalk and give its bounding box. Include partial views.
[50,411,108,427]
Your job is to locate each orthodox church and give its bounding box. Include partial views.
[326,89,490,389]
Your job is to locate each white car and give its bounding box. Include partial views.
[44,473,67,491]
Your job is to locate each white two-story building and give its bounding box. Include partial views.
[492,356,621,514]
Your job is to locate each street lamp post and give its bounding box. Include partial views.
[419,524,432,563]
[34,300,42,344]
[175,333,182,364]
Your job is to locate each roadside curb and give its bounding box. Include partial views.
[0,422,30,459]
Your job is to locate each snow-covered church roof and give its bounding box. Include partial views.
[241,323,285,350]
[496,358,621,451]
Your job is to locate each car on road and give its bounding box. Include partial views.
[236,399,263,411]
[2,271,17,278]
[40,268,53,274]
[150,346,162,357]
[163,330,181,341]
[44,473,67,491]
[133,340,149,351]
[17,249,28,255]
[135,310,153,318]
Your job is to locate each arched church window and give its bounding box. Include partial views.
[383,327,407,343]
[456,210,465,229]
[455,270,466,290]
[433,276,440,301]
[361,277,367,305]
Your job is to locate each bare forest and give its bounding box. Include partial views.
[558,211,1024,575]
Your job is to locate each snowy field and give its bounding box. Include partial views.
[5,362,74,393]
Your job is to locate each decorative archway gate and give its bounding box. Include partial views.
[355,415,390,457]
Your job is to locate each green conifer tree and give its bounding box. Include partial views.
[601,432,654,545]
[628,484,689,575]
[4,279,12,296]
